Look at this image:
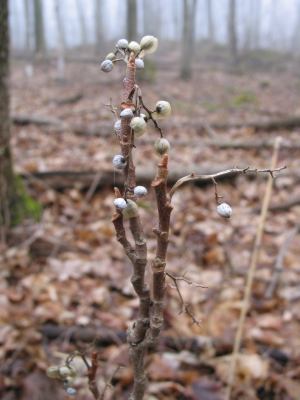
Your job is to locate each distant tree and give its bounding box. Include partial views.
[127,0,137,41]
[94,0,103,52]
[292,0,300,54]
[0,0,17,231]
[54,0,66,80]
[76,0,88,46]
[180,0,198,80]
[24,0,34,77]
[228,0,238,67]
[33,0,45,54]
[206,0,215,44]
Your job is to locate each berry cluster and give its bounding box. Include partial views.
[47,364,77,396]
[100,35,174,217]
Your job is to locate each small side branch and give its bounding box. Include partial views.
[169,166,287,198]
[166,272,207,326]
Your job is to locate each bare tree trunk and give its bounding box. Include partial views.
[76,0,87,46]
[228,0,238,67]
[24,0,34,77]
[292,0,300,55]
[253,0,261,49]
[54,0,66,81]
[206,0,215,44]
[94,0,103,53]
[127,0,137,41]
[0,0,17,233]
[33,0,45,54]
[180,0,197,80]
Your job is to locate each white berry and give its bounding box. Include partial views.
[217,202,232,219]
[100,59,113,73]
[112,154,126,169]
[135,59,144,69]
[114,198,127,210]
[66,387,77,396]
[114,119,121,132]
[134,186,148,197]
[116,38,128,49]
[120,108,134,118]
[105,52,115,61]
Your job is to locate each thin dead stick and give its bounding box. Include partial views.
[265,226,299,299]
[225,136,282,400]
[169,166,286,198]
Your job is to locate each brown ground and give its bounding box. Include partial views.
[1,52,300,399]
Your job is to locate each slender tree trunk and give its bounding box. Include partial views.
[94,0,103,53]
[54,0,66,80]
[228,0,238,67]
[127,0,137,41]
[33,0,45,54]
[0,0,17,233]
[253,0,261,49]
[76,0,88,46]
[292,0,300,55]
[180,0,197,80]
[206,0,215,44]
[24,0,34,77]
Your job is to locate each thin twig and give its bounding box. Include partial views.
[100,365,123,400]
[225,137,282,400]
[166,271,206,326]
[138,95,164,137]
[169,165,286,198]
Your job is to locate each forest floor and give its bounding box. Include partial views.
[1,53,300,400]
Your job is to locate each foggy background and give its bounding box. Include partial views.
[9,0,300,54]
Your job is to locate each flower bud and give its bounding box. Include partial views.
[114,119,121,132]
[128,41,141,55]
[135,58,144,69]
[105,52,116,61]
[140,35,158,54]
[122,199,138,219]
[120,108,134,118]
[47,366,61,380]
[113,198,127,210]
[112,154,126,169]
[217,202,232,219]
[154,138,170,155]
[116,38,128,49]
[155,100,172,119]
[100,59,113,73]
[130,116,147,137]
[134,186,148,197]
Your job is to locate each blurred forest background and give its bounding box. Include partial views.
[1,0,300,399]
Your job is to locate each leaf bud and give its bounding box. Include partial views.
[154,138,170,155]
[217,202,232,219]
[128,41,141,55]
[112,154,126,169]
[46,366,61,380]
[130,116,147,137]
[140,35,158,54]
[122,199,139,219]
[105,52,116,61]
